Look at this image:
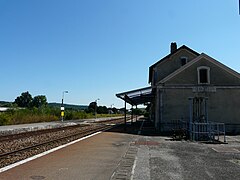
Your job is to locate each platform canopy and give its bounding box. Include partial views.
[116,86,154,106]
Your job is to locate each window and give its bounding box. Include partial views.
[180,57,188,66]
[197,66,210,84]
[199,69,207,83]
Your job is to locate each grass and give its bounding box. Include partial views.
[0,107,122,125]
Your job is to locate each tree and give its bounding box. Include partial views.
[132,108,145,115]
[97,106,108,114]
[111,107,118,114]
[86,101,97,113]
[31,95,48,108]
[14,91,33,108]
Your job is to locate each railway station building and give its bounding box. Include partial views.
[117,43,240,136]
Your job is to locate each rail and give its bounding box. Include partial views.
[0,117,127,168]
[0,124,113,159]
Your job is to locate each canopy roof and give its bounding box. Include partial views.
[116,86,154,106]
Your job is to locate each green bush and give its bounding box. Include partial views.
[0,112,11,125]
[64,110,94,120]
[0,106,122,125]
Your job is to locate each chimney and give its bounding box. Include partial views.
[170,42,177,53]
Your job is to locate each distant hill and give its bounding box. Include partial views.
[48,102,88,110]
[0,101,12,107]
[0,101,88,110]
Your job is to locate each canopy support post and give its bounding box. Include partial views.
[136,105,138,122]
[131,105,133,125]
[124,95,127,131]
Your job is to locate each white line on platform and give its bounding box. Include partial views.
[138,120,145,135]
[0,131,102,173]
[130,157,137,180]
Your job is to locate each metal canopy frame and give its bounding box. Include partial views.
[116,86,153,106]
[116,86,154,131]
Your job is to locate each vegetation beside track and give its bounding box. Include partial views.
[0,91,146,125]
[0,107,122,125]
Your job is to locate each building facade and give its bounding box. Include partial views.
[149,43,240,134]
[117,43,240,135]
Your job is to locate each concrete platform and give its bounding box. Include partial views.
[1,122,240,179]
[0,116,123,135]
[0,127,136,180]
[132,136,240,180]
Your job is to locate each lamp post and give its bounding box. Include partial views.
[110,104,114,114]
[61,91,68,122]
[95,98,100,119]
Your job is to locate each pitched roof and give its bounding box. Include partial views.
[158,53,240,84]
[148,45,200,83]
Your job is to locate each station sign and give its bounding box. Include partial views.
[192,86,216,93]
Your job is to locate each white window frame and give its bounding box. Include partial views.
[197,66,210,84]
[180,56,188,66]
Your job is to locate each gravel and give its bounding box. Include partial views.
[0,124,104,168]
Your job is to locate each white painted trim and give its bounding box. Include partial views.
[215,86,240,89]
[155,48,198,68]
[180,56,188,66]
[157,53,240,84]
[197,66,210,84]
[157,85,240,89]
[158,54,203,84]
[158,86,193,89]
[0,131,102,173]
[202,53,240,79]
[170,48,197,60]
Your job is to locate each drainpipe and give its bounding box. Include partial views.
[189,97,193,140]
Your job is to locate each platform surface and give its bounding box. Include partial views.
[1,123,240,179]
[0,130,136,180]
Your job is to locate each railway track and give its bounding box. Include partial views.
[0,124,87,142]
[0,117,130,168]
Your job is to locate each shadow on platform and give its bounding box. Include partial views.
[106,118,162,136]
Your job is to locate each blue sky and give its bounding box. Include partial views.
[0,0,239,108]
